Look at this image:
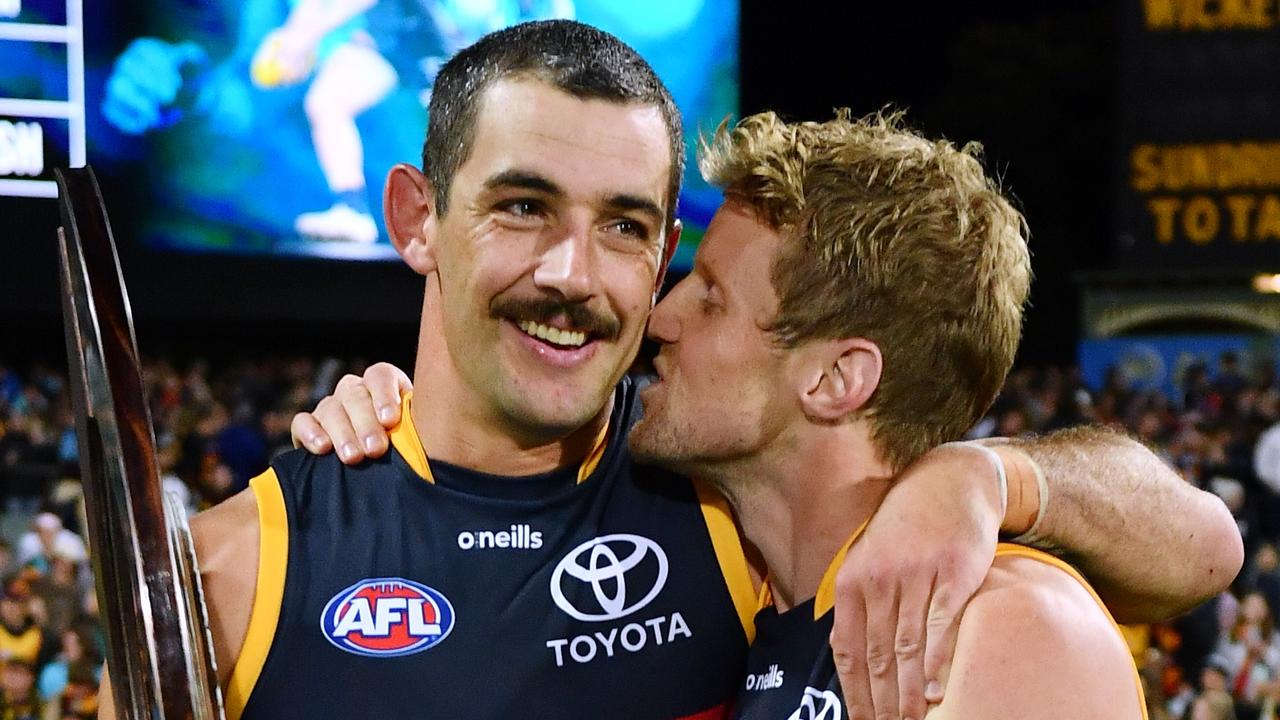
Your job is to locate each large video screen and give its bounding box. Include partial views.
[1,0,738,263]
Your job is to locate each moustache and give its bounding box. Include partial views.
[490,295,621,341]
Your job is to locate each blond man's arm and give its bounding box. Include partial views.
[990,425,1243,621]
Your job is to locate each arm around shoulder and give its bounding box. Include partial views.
[995,426,1244,621]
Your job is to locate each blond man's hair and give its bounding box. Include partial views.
[700,110,1031,470]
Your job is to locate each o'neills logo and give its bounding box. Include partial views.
[746,664,785,691]
[457,525,543,550]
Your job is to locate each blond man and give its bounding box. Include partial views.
[625,110,1145,718]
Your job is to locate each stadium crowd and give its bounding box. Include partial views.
[0,350,1277,719]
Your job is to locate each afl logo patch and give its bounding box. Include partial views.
[320,577,455,657]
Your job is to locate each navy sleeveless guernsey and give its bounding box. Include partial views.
[228,378,756,719]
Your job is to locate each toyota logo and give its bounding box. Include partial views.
[787,688,843,720]
[550,534,669,622]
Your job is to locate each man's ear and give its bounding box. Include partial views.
[798,338,883,422]
[652,220,682,304]
[385,163,439,276]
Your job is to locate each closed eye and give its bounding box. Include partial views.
[701,282,723,312]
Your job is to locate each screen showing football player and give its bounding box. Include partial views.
[100,20,1242,720]
[99,0,578,247]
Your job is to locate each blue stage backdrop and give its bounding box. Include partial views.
[1079,335,1279,402]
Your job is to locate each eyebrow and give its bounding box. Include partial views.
[482,169,564,196]
[483,169,664,225]
[693,257,720,288]
[602,194,664,227]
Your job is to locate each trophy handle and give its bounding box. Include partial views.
[55,167,225,720]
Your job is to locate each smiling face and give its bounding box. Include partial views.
[630,203,793,473]
[397,78,675,438]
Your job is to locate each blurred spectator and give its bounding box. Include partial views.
[213,402,268,495]
[0,589,40,667]
[1245,545,1280,626]
[1191,688,1237,720]
[51,661,98,719]
[1256,420,1280,497]
[1186,363,1216,417]
[14,517,85,576]
[1175,593,1240,698]
[1216,353,1250,415]
[0,411,53,517]
[156,436,198,519]
[1214,592,1280,713]
[28,559,79,641]
[1214,478,1261,555]
[36,626,99,706]
[0,659,40,720]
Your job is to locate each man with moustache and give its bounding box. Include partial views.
[102,19,1241,720]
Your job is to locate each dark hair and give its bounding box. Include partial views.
[423,20,684,226]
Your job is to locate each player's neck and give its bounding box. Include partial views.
[409,313,612,478]
[714,424,892,613]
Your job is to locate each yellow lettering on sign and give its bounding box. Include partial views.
[1224,195,1257,240]
[1257,195,1280,240]
[1143,0,1177,28]
[1148,197,1182,243]
[1131,145,1161,192]
[1183,196,1220,244]
[1143,0,1277,29]
[1128,142,1280,192]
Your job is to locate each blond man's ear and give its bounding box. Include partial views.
[797,338,882,423]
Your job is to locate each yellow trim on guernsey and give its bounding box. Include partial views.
[755,518,873,618]
[992,543,1150,720]
[812,519,872,619]
[388,392,610,485]
[389,393,435,483]
[577,419,611,483]
[694,482,761,644]
[226,469,289,720]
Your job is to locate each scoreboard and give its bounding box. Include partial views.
[1116,0,1280,271]
[0,0,85,198]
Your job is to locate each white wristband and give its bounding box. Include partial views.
[1009,450,1050,545]
[940,441,1008,521]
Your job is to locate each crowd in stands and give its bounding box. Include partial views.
[0,356,364,719]
[0,350,1278,719]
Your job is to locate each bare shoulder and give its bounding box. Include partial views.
[191,486,261,688]
[925,553,1144,720]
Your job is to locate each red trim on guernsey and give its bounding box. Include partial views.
[678,702,731,720]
